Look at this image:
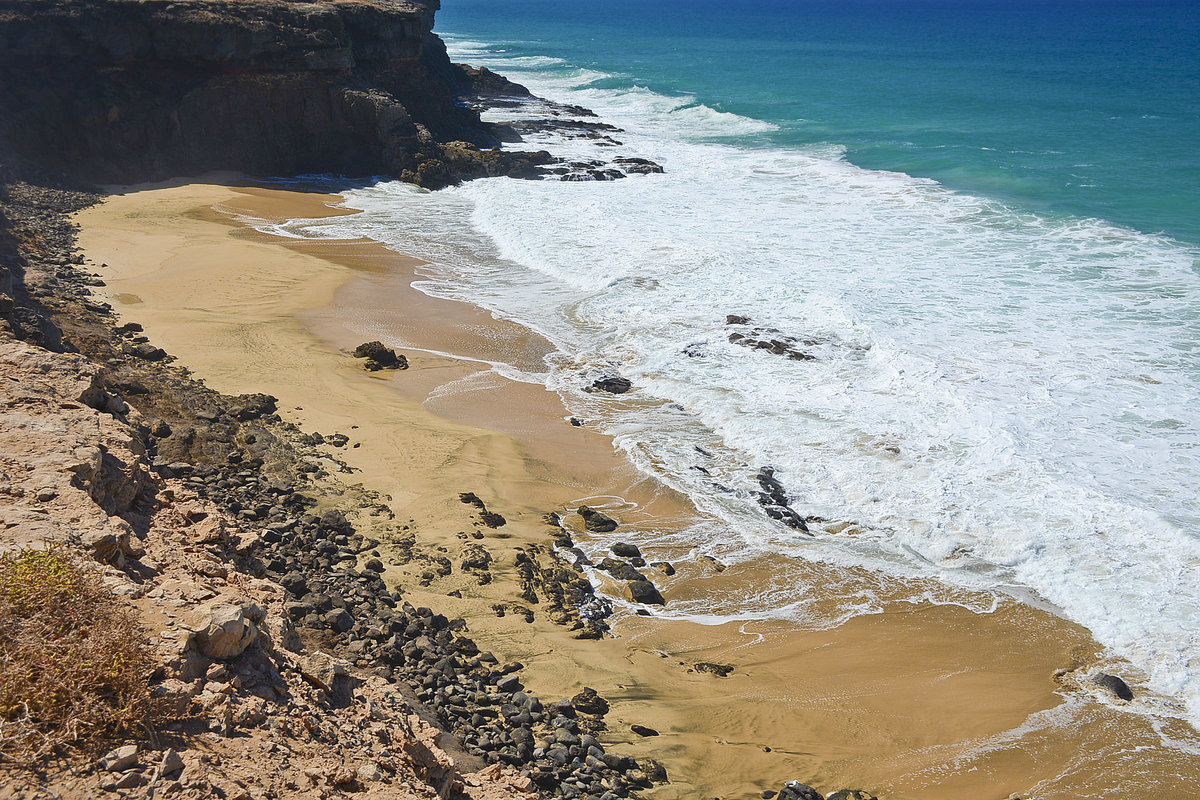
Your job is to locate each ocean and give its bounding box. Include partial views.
[263,0,1200,732]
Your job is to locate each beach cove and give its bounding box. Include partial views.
[73,179,1200,799]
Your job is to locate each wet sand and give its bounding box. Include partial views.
[75,179,1200,800]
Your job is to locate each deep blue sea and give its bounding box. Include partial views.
[440,0,1200,245]
[270,0,1200,731]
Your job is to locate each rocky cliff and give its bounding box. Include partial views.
[0,0,538,187]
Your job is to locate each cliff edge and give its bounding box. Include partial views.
[0,0,542,187]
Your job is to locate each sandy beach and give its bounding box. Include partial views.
[74,179,1200,800]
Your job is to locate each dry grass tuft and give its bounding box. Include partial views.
[0,546,155,765]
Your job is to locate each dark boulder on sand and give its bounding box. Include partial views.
[578,505,618,532]
[610,542,641,559]
[624,579,665,606]
[353,341,408,371]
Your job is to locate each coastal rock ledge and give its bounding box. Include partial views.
[0,0,542,187]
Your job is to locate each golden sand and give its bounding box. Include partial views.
[75,179,1200,799]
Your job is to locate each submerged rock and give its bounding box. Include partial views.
[590,376,632,394]
[1093,672,1134,701]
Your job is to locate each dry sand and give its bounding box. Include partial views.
[75,179,1200,800]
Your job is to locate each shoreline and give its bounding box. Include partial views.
[73,178,1200,799]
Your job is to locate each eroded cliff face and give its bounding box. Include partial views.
[0,0,512,185]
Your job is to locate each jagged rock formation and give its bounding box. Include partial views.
[0,0,544,187]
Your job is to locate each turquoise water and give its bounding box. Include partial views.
[439,0,1200,245]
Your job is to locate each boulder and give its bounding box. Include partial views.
[598,557,646,583]
[630,724,659,737]
[591,376,632,394]
[324,608,354,633]
[578,505,618,532]
[624,580,665,606]
[610,542,641,559]
[193,604,258,659]
[299,651,357,695]
[353,341,408,371]
[571,687,610,717]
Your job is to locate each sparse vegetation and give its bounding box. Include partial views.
[0,546,154,764]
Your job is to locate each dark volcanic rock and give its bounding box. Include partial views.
[571,687,610,717]
[597,557,646,583]
[578,505,618,532]
[779,782,825,800]
[353,341,408,371]
[630,724,659,737]
[452,63,533,98]
[613,156,664,174]
[610,542,641,559]
[624,580,665,606]
[694,662,734,677]
[0,0,546,189]
[591,376,632,394]
[754,467,810,533]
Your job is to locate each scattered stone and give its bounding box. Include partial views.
[159,749,184,777]
[630,724,659,737]
[98,744,139,772]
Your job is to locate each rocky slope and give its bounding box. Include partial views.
[0,331,537,800]
[0,0,547,188]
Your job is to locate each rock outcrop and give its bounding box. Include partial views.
[0,0,542,188]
